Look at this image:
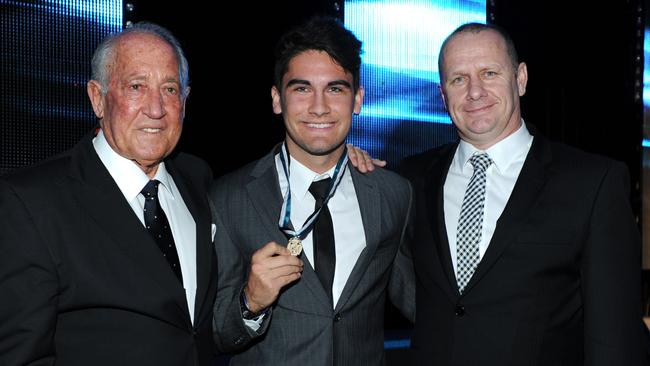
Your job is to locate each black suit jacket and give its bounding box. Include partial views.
[400,134,647,365]
[0,131,217,366]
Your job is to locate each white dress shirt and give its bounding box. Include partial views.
[275,153,366,308]
[93,130,197,323]
[444,122,533,276]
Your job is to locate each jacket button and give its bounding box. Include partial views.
[455,305,465,317]
[334,313,341,322]
[233,336,244,345]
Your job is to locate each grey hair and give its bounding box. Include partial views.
[90,22,189,98]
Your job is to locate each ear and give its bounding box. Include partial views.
[271,86,282,115]
[439,84,449,112]
[516,62,528,97]
[87,80,105,119]
[181,86,191,120]
[353,86,364,115]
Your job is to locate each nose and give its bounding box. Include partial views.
[143,89,166,119]
[466,77,487,101]
[307,91,330,116]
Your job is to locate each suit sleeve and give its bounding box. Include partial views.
[0,181,58,365]
[210,184,270,354]
[388,181,416,323]
[582,161,648,365]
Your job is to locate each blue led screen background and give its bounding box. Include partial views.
[345,0,486,166]
[0,0,122,175]
[641,19,650,269]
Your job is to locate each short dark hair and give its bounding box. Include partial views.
[438,22,519,81]
[274,16,363,91]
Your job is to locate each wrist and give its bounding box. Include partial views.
[241,290,268,319]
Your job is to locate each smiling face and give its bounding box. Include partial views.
[87,32,187,177]
[271,50,363,172]
[440,29,527,149]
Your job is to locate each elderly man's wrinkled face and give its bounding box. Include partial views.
[87,32,187,177]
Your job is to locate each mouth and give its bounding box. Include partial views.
[464,102,496,114]
[141,128,163,133]
[304,121,335,129]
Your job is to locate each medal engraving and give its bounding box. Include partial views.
[287,237,303,256]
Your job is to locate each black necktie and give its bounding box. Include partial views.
[141,180,183,284]
[308,178,335,304]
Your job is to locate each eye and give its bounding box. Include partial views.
[328,86,344,93]
[483,70,498,78]
[130,84,141,90]
[449,76,465,85]
[166,87,177,94]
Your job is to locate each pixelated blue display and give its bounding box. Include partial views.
[345,0,486,165]
[1,0,122,174]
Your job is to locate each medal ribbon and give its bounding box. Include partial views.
[278,142,348,241]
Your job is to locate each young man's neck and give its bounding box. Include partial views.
[285,142,345,175]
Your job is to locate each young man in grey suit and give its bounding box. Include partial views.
[211,17,414,365]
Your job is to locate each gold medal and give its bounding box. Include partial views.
[287,237,303,256]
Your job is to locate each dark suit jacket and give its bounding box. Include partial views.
[210,147,415,366]
[400,134,647,366]
[0,131,217,366]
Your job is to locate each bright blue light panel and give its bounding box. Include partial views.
[345,0,486,165]
[1,0,122,174]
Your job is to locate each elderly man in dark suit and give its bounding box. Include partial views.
[211,17,414,365]
[401,22,648,365]
[0,22,217,365]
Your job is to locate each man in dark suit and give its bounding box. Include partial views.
[210,17,414,365]
[0,23,217,365]
[400,22,648,365]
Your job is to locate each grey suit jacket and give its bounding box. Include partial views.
[210,147,415,366]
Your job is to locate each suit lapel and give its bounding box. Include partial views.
[334,163,381,312]
[165,159,214,324]
[245,149,332,306]
[68,134,190,327]
[423,144,460,300]
[462,136,551,293]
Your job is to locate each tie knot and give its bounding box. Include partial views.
[141,180,161,198]
[469,153,492,173]
[309,178,332,203]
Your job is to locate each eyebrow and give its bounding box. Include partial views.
[285,79,352,89]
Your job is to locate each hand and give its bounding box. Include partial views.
[244,241,303,313]
[346,143,386,173]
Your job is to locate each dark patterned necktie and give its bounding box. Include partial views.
[141,180,183,284]
[456,153,492,293]
[309,178,335,304]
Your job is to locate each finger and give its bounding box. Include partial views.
[274,271,302,288]
[372,158,387,167]
[253,241,291,260]
[252,254,303,272]
[266,264,304,281]
[346,143,361,168]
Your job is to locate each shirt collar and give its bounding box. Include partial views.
[288,155,348,201]
[456,120,533,173]
[92,129,174,201]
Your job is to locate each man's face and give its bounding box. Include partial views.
[87,33,187,176]
[440,29,527,149]
[271,50,363,167]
